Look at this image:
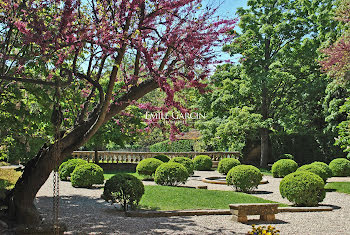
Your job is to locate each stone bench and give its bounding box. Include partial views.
[229,203,279,223]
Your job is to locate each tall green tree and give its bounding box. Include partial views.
[222,0,338,166]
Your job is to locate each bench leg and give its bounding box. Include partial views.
[260,214,275,221]
[232,214,248,223]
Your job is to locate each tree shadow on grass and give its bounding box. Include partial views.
[248,191,273,195]
[35,195,246,234]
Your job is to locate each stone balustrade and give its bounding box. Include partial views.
[72,151,240,163]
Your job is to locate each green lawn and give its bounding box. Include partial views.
[259,168,272,176]
[104,170,285,210]
[325,182,350,194]
[0,168,21,190]
[139,185,286,210]
[104,170,144,180]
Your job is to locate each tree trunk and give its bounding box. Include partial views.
[260,80,269,168]
[6,141,72,225]
[260,127,269,168]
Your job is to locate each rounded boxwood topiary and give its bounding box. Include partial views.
[153,154,170,162]
[169,157,194,175]
[136,158,163,178]
[271,159,298,178]
[279,153,294,160]
[280,171,326,206]
[193,155,212,171]
[296,164,328,182]
[217,158,241,175]
[329,158,350,177]
[71,163,104,188]
[226,165,262,192]
[58,159,88,181]
[154,162,189,186]
[310,161,333,179]
[102,174,144,211]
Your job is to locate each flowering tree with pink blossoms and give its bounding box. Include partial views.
[0,0,235,225]
[321,0,350,80]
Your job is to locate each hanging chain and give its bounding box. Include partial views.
[52,82,63,235]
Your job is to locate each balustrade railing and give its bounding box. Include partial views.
[72,151,240,163]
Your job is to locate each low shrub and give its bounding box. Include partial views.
[136,158,163,178]
[311,162,333,179]
[271,159,298,178]
[59,159,88,181]
[226,165,262,192]
[296,164,328,182]
[217,158,241,175]
[279,153,294,160]
[193,155,212,171]
[71,163,104,188]
[154,162,189,186]
[102,174,144,211]
[153,155,170,162]
[169,157,194,175]
[280,171,325,206]
[329,158,350,177]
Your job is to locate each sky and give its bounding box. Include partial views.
[203,0,249,65]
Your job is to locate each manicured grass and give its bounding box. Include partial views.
[104,170,144,180]
[325,182,350,194]
[259,168,272,176]
[0,161,10,166]
[139,185,286,210]
[0,168,21,190]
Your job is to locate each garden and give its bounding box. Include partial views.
[0,0,350,234]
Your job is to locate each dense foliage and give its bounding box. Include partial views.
[102,174,144,211]
[226,165,262,192]
[154,162,189,186]
[217,158,241,175]
[153,155,170,163]
[193,155,212,171]
[149,140,193,152]
[169,157,194,175]
[296,164,329,182]
[271,159,298,178]
[329,158,350,176]
[311,162,333,179]
[70,163,104,188]
[58,159,88,181]
[195,0,342,167]
[280,171,326,206]
[136,158,163,178]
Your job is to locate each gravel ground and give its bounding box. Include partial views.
[35,171,350,235]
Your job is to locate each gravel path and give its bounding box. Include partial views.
[35,171,350,235]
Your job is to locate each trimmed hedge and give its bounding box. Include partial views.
[226,165,262,192]
[71,163,104,188]
[311,162,333,179]
[136,158,163,177]
[102,174,144,211]
[154,162,189,186]
[150,140,193,152]
[329,158,350,177]
[169,157,194,175]
[217,158,241,175]
[193,155,212,171]
[271,159,298,178]
[280,171,325,206]
[153,155,170,162]
[296,164,328,182]
[58,159,88,181]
